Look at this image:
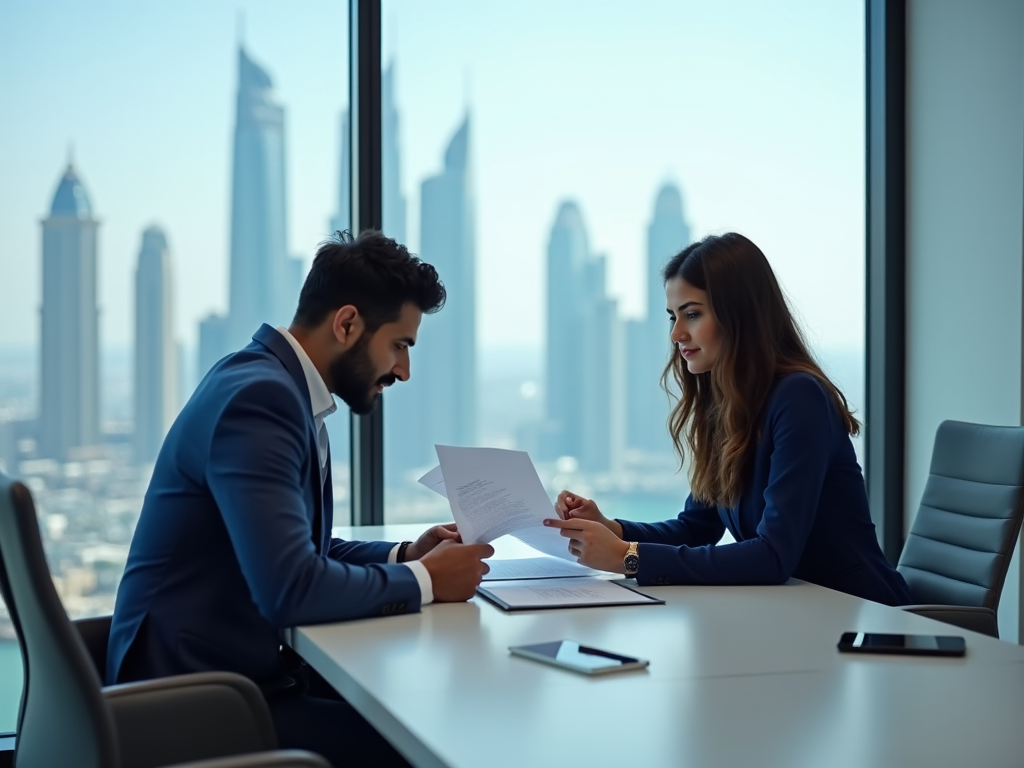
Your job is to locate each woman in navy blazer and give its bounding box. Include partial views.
[545,233,911,606]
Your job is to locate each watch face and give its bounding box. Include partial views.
[624,554,640,573]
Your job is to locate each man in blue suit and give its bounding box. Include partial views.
[107,231,493,767]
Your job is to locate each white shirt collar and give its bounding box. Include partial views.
[275,326,337,423]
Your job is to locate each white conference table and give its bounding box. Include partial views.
[288,524,1024,768]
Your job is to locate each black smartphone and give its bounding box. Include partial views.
[509,640,649,675]
[837,631,966,657]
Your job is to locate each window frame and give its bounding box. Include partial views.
[348,0,386,526]
[865,0,906,564]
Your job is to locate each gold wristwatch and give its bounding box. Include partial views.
[623,542,640,576]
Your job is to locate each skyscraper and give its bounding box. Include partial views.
[39,163,100,460]
[579,253,626,472]
[330,109,350,236]
[381,62,407,245]
[544,201,589,460]
[322,109,355,466]
[627,183,692,457]
[198,314,229,384]
[543,201,625,472]
[385,116,476,478]
[227,45,291,351]
[332,61,406,242]
[199,46,294,379]
[133,226,178,464]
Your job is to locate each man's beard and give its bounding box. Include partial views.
[328,334,397,415]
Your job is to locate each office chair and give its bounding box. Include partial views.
[74,614,111,679]
[898,420,1024,638]
[0,471,328,768]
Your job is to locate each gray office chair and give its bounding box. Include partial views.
[898,420,1024,638]
[0,471,328,768]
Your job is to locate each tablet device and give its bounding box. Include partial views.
[509,640,649,675]
[837,632,966,657]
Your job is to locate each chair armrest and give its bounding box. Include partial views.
[171,750,330,768]
[104,672,277,768]
[901,604,999,638]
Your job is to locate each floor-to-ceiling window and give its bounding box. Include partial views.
[0,0,350,734]
[0,0,866,739]
[378,0,866,525]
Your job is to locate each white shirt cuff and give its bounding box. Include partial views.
[387,543,434,605]
[402,560,434,606]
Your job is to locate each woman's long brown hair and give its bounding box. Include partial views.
[660,233,860,507]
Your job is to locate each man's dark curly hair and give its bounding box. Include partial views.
[293,230,446,332]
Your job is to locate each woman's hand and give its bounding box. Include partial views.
[543,518,630,573]
[554,490,624,539]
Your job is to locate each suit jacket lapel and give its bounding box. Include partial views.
[322,445,334,550]
[309,433,324,553]
[252,323,326,553]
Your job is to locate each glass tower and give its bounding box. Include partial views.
[39,163,100,460]
[544,201,625,471]
[386,116,477,481]
[133,225,177,464]
[627,183,692,458]
[227,46,290,351]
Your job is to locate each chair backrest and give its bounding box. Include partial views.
[0,472,119,768]
[73,615,113,681]
[898,420,1024,610]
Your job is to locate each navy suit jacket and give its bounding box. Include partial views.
[106,325,421,687]
[619,373,911,606]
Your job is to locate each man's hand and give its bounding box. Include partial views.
[404,523,461,561]
[543,518,629,573]
[419,540,495,602]
[554,490,624,539]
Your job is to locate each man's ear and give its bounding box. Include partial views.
[332,305,364,348]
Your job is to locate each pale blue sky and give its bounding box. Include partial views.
[0,0,864,353]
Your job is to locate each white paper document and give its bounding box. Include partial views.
[429,445,574,561]
[417,464,447,498]
[477,577,664,611]
[483,557,600,581]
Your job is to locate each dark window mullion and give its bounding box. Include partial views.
[865,0,906,564]
[348,0,384,526]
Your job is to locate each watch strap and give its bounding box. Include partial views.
[396,541,413,563]
[624,541,640,575]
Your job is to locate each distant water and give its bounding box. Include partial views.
[0,640,22,734]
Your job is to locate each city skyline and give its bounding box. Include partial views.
[10,41,706,465]
[9,37,862,470]
[0,7,869,516]
[0,1,865,356]
[9,40,738,480]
